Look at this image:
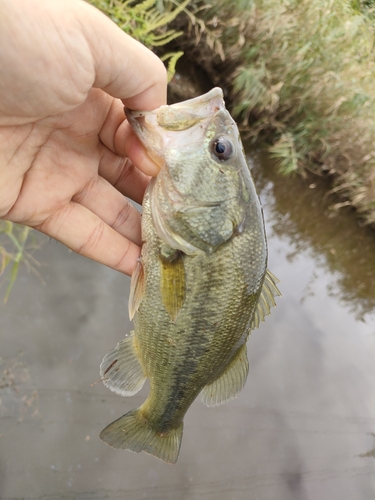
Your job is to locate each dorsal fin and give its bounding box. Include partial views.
[251,270,281,330]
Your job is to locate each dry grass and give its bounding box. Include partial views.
[86,0,375,226]
[168,0,375,225]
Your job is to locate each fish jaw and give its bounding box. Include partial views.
[125,88,225,166]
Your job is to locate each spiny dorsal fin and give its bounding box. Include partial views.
[160,251,185,322]
[100,332,146,397]
[201,344,249,407]
[129,259,145,320]
[251,270,281,330]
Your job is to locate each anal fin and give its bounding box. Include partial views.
[201,344,249,407]
[100,332,146,397]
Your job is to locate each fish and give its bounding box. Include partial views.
[99,87,280,464]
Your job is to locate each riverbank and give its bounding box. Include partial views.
[91,0,375,227]
[170,0,375,227]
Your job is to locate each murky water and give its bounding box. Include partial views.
[1,153,375,500]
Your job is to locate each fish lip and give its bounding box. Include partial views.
[125,107,166,167]
[124,88,226,164]
[127,87,224,120]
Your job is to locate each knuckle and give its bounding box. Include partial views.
[73,176,98,205]
[75,219,105,256]
[113,241,133,272]
[113,158,135,188]
[111,201,133,232]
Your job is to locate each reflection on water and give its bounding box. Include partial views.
[0,153,375,499]
[360,434,375,459]
[252,151,375,321]
[0,354,39,423]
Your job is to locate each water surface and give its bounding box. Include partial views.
[1,154,375,499]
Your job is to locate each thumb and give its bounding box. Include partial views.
[80,1,167,111]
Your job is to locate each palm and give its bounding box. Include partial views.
[6,90,108,218]
[1,89,148,274]
[0,0,167,275]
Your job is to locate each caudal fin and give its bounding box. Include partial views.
[100,408,183,464]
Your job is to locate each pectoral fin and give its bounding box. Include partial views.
[129,259,145,320]
[100,332,146,397]
[251,270,281,330]
[201,344,249,407]
[160,251,185,322]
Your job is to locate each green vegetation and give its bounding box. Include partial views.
[89,0,189,80]
[0,222,43,302]
[168,0,375,225]
[92,0,375,226]
[354,0,375,19]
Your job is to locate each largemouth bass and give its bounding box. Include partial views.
[99,88,280,464]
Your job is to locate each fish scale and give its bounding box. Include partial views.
[99,88,280,463]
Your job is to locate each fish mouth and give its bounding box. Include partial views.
[125,88,225,166]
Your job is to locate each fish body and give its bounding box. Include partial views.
[100,88,280,463]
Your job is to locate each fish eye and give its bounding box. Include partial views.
[212,137,233,161]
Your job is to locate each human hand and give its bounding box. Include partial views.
[0,0,166,275]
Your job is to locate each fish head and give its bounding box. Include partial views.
[126,88,260,254]
[125,87,245,188]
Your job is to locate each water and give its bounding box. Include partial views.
[1,154,375,499]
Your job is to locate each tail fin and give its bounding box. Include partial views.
[100,408,183,464]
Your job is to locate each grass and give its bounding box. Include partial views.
[0,222,44,302]
[165,0,375,226]
[90,0,375,228]
[89,0,189,80]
